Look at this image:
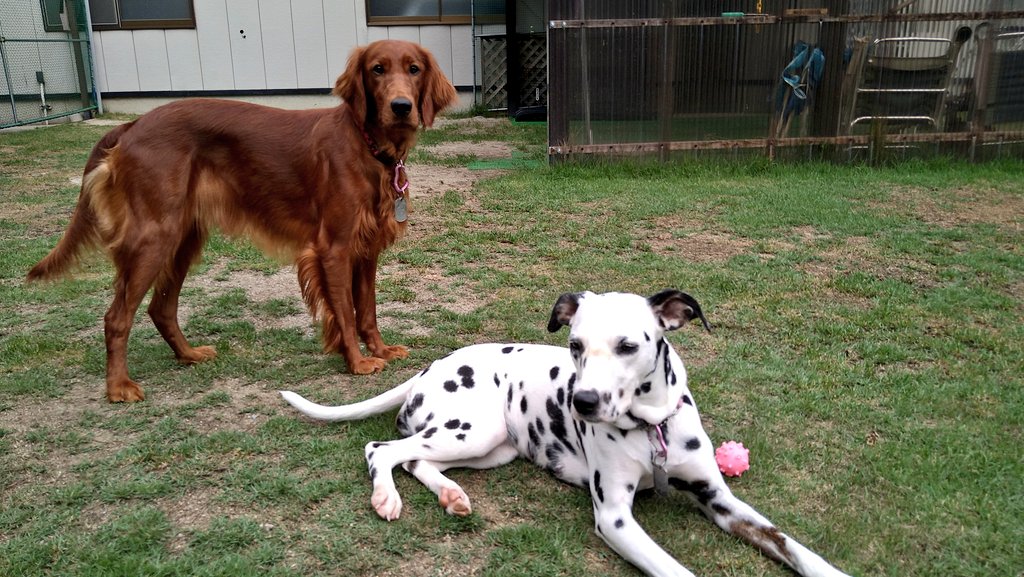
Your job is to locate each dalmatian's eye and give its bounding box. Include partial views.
[372,64,385,75]
[569,340,583,356]
[615,341,639,355]
[409,64,421,75]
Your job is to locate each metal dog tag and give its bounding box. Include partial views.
[653,466,670,496]
[394,196,408,222]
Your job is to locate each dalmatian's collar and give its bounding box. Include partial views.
[646,396,687,495]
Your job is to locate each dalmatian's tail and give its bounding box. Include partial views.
[279,378,415,422]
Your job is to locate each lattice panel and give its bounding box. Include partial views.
[519,36,547,106]
[480,36,508,110]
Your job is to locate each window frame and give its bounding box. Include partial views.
[365,0,476,26]
[89,0,196,31]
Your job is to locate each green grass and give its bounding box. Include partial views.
[1,114,1022,577]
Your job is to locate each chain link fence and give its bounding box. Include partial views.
[1,0,97,128]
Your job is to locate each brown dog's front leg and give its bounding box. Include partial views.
[297,244,386,374]
[353,256,408,361]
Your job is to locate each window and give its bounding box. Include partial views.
[40,0,67,32]
[367,0,503,25]
[88,0,195,30]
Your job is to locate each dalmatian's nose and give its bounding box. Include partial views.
[573,389,600,417]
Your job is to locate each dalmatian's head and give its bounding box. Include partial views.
[547,290,709,425]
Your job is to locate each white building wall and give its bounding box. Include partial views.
[91,0,486,101]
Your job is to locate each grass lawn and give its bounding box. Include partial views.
[1,114,1022,577]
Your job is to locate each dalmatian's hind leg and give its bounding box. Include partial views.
[402,441,519,516]
[365,420,510,521]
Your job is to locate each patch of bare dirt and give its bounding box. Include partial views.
[422,140,513,160]
[878,185,1024,232]
[645,216,755,263]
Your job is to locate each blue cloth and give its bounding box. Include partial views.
[776,41,825,121]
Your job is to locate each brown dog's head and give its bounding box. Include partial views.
[335,40,459,131]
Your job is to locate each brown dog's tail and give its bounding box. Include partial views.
[296,246,343,353]
[26,122,131,282]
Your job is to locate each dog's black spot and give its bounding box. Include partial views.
[456,433,466,441]
[494,373,501,387]
[406,393,425,415]
[596,524,603,536]
[550,366,560,380]
[618,388,625,398]
[578,421,587,436]
[461,422,471,430]
[366,451,374,461]
[601,392,612,404]
[422,427,438,439]
[606,433,617,442]
[419,367,429,377]
[458,365,475,388]
[712,502,731,516]
[407,460,419,473]
[519,380,525,390]
[370,467,377,480]
[502,346,514,354]
[414,422,426,433]
[425,412,434,422]
[396,412,410,435]
[422,443,432,450]
[444,380,458,392]
[639,382,652,394]
[520,396,528,414]
[372,442,387,448]
[626,483,635,493]
[568,373,577,388]
[614,518,624,529]
[528,422,541,447]
[593,470,605,503]
[546,398,577,455]
[445,419,461,430]
[556,387,565,405]
[534,417,545,436]
[685,437,701,451]
[545,442,564,462]
[669,478,717,505]
[644,332,650,342]
[682,394,693,406]
[506,386,514,408]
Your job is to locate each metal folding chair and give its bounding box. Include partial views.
[840,26,972,138]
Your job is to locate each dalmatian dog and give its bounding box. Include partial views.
[281,290,851,577]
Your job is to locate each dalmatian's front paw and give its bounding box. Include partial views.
[371,486,403,520]
[439,485,472,516]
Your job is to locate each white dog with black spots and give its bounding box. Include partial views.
[281,290,852,577]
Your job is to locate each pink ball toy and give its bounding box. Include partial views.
[715,441,750,477]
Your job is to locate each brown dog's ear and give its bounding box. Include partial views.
[418,47,458,128]
[335,45,367,126]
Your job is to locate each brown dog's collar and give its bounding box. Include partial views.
[360,127,401,167]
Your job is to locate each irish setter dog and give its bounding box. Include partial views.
[27,40,458,402]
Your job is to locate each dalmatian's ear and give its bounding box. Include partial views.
[648,289,712,333]
[547,292,584,332]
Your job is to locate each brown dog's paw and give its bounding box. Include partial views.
[351,356,388,375]
[377,344,409,361]
[177,345,218,365]
[107,379,145,403]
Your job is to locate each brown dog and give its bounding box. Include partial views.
[27,40,458,402]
